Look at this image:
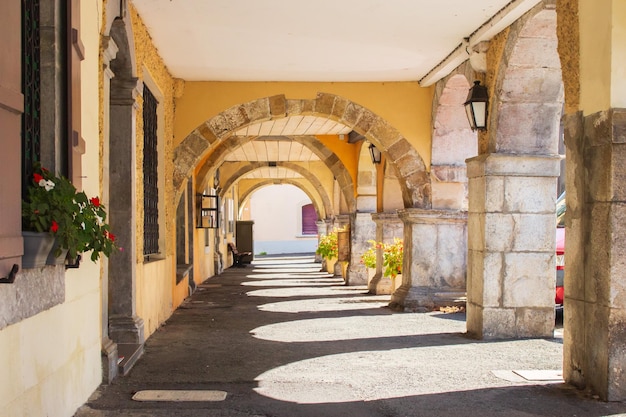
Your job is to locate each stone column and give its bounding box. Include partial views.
[108,74,144,346]
[390,209,467,312]
[563,110,626,401]
[465,153,560,339]
[369,213,403,294]
[100,36,119,383]
[346,213,376,285]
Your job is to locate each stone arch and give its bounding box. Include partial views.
[430,73,477,210]
[173,93,430,209]
[219,161,333,219]
[195,134,355,212]
[489,8,564,154]
[466,3,564,339]
[239,180,325,221]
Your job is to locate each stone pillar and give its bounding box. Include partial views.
[390,209,467,312]
[563,110,626,401]
[369,213,403,294]
[100,36,119,383]
[108,45,144,346]
[465,153,560,339]
[346,213,376,285]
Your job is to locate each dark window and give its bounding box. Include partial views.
[301,204,317,235]
[21,0,41,193]
[143,85,159,255]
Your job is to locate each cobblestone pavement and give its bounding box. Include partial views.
[75,256,626,417]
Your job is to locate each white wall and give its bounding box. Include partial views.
[249,185,318,255]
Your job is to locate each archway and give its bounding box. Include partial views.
[196,134,351,214]
[240,179,326,221]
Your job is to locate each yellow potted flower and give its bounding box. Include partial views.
[316,230,338,274]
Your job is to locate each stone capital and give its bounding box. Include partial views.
[466,153,561,179]
[398,208,467,225]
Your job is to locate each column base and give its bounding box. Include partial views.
[368,272,394,295]
[390,285,466,312]
[109,314,145,345]
[101,337,118,384]
[467,304,554,340]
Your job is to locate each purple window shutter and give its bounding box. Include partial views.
[301,204,317,235]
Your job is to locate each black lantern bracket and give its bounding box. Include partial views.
[368,142,382,164]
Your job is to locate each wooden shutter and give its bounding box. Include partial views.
[67,0,85,188]
[301,204,317,235]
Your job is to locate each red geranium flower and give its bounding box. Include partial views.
[50,220,59,233]
[90,197,100,207]
[33,173,43,183]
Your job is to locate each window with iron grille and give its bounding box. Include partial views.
[22,0,41,194]
[143,85,159,255]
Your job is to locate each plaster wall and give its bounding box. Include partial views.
[0,2,104,415]
[579,0,626,113]
[137,259,174,337]
[175,82,434,168]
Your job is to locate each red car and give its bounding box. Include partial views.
[555,192,565,308]
[556,227,564,306]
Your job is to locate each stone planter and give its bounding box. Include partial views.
[46,239,69,266]
[22,231,55,269]
[325,257,337,275]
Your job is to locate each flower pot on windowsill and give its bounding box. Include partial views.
[22,231,55,269]
[46,239,69,266]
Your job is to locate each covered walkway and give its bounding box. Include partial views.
[76,256,625,417]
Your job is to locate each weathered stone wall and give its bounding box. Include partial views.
[563,109,626,401]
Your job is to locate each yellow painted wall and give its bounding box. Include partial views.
[0,2,103,416]
[317,134,360,194]
[129,4,182,324]
[578,0,626,113]
[579,0,613,113]
[175,82,434,168]
[611,0,626,109]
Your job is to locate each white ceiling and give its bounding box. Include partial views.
[132,0,541,84]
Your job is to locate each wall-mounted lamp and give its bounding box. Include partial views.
[368,143,382,164]
[464,80,489,131]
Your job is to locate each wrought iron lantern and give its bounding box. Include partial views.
[368,143,382,164]
[464,80,489,131]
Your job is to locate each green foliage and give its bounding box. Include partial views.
[316,230,338,259]
[382,238,403,278]
[22,165,119,262]
[359,238,403,278]
[360,240,377,269]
